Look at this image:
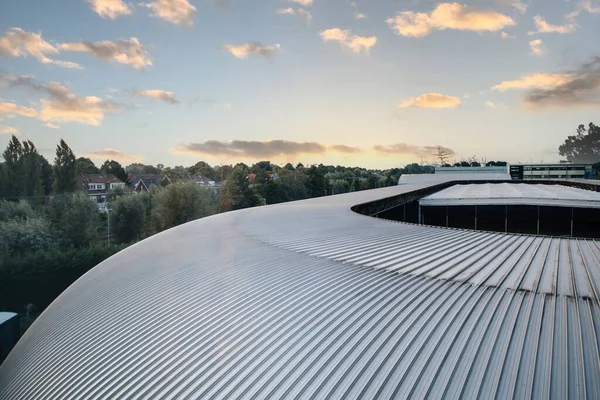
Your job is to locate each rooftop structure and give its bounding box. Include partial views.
[399,171,511,185]
[2,178,600,399]
[130,174,172,192]
[435,166,509,174]
[0,312,19,364]
[420,183,600,209]
[510,163,595,180]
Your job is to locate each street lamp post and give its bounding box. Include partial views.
[107,204,112,245]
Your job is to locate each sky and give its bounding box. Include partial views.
[1,0,599,169]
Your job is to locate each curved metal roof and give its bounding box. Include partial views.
[1,180,600,399]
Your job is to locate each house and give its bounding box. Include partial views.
[186,174,217,187]
[130,175,172,192]
[77,173,126,211]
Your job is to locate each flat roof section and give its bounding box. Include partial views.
[420,183,600,209]
[0,312,17,326]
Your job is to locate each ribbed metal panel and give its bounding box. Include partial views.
[1,183,599,399]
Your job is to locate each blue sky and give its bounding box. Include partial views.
[1,0,599,169]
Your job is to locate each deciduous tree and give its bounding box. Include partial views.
[76,157,99,174]
[101,159,130,184]
[559,122,600,163]
[53,139,77,194]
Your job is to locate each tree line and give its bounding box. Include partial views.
[1,121,598,320]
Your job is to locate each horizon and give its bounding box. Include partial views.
[1,0,599,169]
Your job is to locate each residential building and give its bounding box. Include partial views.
[77,173,126,211]
[130,175,172,192]
[187,174,218,188]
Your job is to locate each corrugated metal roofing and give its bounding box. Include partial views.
[420,183,600,208]
[1,181,600,399]
[398,172,511,184]
[0,312,17,326]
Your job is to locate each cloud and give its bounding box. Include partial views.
[3,74,122,125]
[0,28,83,69]
[173,140,327,158]
[131,89,179,104]
[290,0,313,5]
[497,0,528,13]
[501,31,514,39]
[88,0,133,19]
[398,93,461,108]
[0,125,19,135]
[523,56,600,109]
[60,38,151,69]
[354,12,367,20]
[297,8,312,23]
[277,7,312,23]
[386,3,514,38]
[580,0,600,14]
[319,28,377,53]
[83,148,143,162]
[39,84,121,126]
[529,39,544,56]
[143,0,196,26]
[485,101,496,108]
[223,42,281,60]
[374,143,456,158]
[492,73,572,91]
[330,144,363,153]
[44,122,59,129]
[528,15,575,35]
[277,8,295,15]
[0,100,37,118]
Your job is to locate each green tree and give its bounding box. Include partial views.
[559,122,600,163]
[76,157,99,174]
[2,135,24,198]
[0,199,36,222]
[214,165,233,182]
[0,217,63,256]
[1,136,47,199]
[306,165,327,198]
[219,166,260,211]
[152,182,215,230]
[125,163,145,174]
[271,179,308,203]
[189,161,216,180]
[141,164,162,175]
[49,192,100,247]
[21,140,43,198]
[53,139,77,194]
[39,155,54,196]
[101,160,130,184]
[110,194,146,243]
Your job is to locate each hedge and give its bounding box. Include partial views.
[0,244,126,313]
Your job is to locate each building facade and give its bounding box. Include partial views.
[510,163,595,180]
[77,173,126,211]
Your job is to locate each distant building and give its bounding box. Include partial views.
[130,175,172,192]
[435,166,509,175]
[509,163,595,180]
[187,175,218,189]
[77,173,126,211]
